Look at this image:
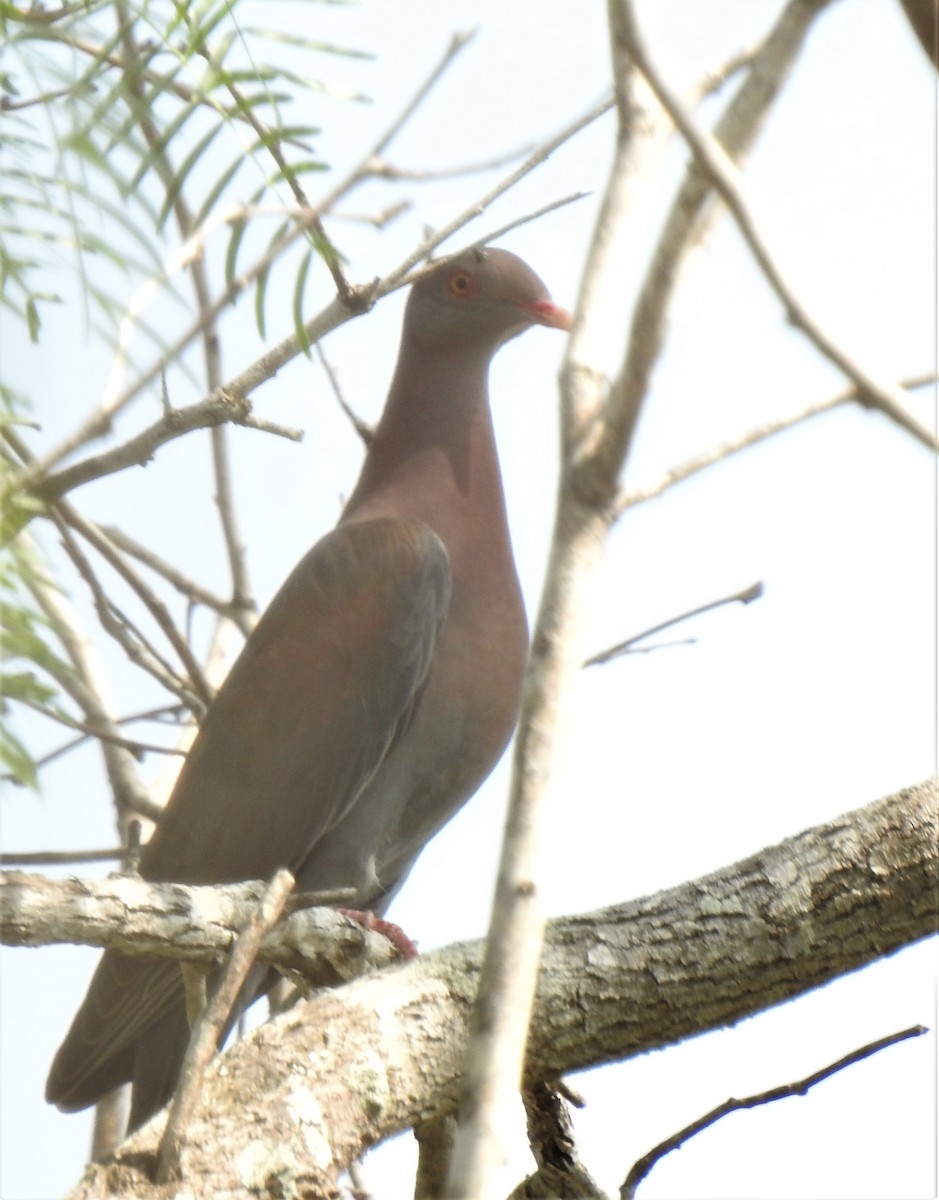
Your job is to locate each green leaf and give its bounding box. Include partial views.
[0,727,39,790]
[292,246,314,356]
[24,296,39,341]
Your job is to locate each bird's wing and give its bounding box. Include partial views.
[144,515,451,883]
[47,516,450,1110]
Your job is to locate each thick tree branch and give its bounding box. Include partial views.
[0,873,390,980]
[40,777,936,1199]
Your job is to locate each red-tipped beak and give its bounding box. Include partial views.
[525,298,573,332]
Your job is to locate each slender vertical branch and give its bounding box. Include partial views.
[445,37,666,1200]
[446,2,838,1194]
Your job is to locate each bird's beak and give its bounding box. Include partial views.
[524,298,573,332]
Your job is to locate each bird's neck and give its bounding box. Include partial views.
[340,340,513,562]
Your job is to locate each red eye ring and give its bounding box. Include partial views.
[448,270,475,299]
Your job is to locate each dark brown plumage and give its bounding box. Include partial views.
[46,246,571,1132]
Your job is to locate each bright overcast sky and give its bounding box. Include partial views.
[1,2,936,1198]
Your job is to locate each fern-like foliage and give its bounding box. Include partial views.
[0,0,367,790]
[0,0,365,356]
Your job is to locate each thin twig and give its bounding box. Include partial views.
[52,515,197,710]
[192,28,351,304]
[7,696,188,760]
[331,200,412,230]
[12,528,157,823]
[32,391,302,507]
[316,345,373,448]
[584,582,763,667]
[601,0,838,484]
[155,868,295,1182]
[620,1025,929,1199]
[615,371,938,516]
[317,29,479,212]
[380,96,615,296]
[367,142,538,182]
[689,39,768,104]
[464,192,591,258]
[52,503,213,708]
[98,525,236,616]
[619,0,938,453]
[23,704,187,777]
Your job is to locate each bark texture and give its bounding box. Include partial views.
[13,777,933,1200]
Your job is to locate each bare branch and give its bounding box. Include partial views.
[98,525,236,616]
[607,0,838,480]
[156,869,295,1182]
[50,504,213,710]
[583,581,763,667]
[615,371,938,515]
[445,62,663,1200]
[331,199,412,229]
[467,191,590,254]
[381,96,615,296]
[620,1026,929,1200]
[18,703,187,781]
[509,1082,608,1199]
[1,872,384,972]
[317,30,479,211]
[316,345,374,448]
[34,392,302,506]
[16,532,156,824]
[8,95,608,516]
[5,696,187,761]
[689,39,768,104]
[367,143,537,183]
[53,778,937,1199]
[618,0,938,453]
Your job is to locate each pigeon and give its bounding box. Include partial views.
[46,246,572,1132]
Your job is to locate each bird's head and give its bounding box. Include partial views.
[404,246,572,354]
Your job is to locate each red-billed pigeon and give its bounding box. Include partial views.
[46,246,571,1133]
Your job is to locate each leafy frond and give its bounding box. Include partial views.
[1,0,365,385]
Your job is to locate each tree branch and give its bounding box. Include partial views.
[1,873,389,979]
[620,1025,929,1199]
[609,0,838,471]
[46,777,936,1199]
[617,0,938,453]
[614,370,939,516]
[155,869,295,1182]
[445,28,661,1200]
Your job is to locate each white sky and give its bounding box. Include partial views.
[1,2,936,1198]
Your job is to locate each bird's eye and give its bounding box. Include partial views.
[448,271,475,299]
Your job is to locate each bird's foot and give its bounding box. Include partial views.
[337,908,418,958]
